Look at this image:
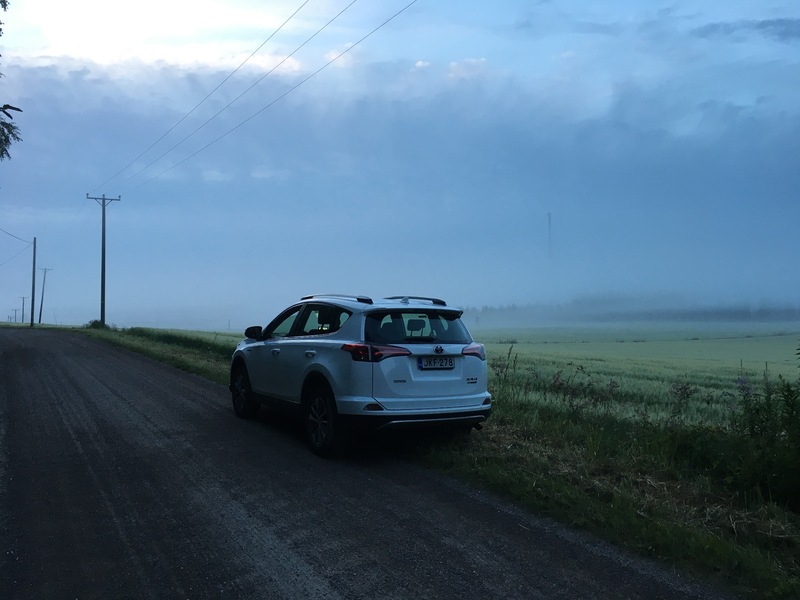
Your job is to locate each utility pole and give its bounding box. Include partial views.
[38,267,52,324]
[12,308,19,323]
[30,237,36,327]
[19,296,27,323]
[86,194,121,326]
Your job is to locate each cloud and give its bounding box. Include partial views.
[751,18,800,43]
[201,169,232,182]
[250,166,290,180]
[693,18,800,44]
[323,43,359,68]
[3,9,800,325]
[9,0,297,67]
[447,58,488,80]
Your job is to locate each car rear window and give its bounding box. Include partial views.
[364,311,471,344]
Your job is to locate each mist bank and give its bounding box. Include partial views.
[463,298,800,330]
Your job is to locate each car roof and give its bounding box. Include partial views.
[299,294,461,313]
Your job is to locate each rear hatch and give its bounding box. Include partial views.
[364,309,487,410]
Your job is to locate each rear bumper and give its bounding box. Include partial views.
[338,407,492,431]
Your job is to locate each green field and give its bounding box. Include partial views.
[475,324,800,426]
[477,323,800,376]
[73,321,800,599]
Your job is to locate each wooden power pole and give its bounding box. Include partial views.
[29,237,36,327]
[38,267,52,324]
[86,194,121,326]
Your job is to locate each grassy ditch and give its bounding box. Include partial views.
[75,324,800,598]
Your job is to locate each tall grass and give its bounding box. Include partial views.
[487,343,800,507]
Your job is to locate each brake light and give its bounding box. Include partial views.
[461,342,486,361]
[341,343,412,362]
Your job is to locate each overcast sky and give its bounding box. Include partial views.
[1,0,798,330]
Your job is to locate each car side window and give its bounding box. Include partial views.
[297,304,351,335]
[265,306,302,338]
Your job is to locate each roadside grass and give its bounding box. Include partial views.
[416,401,800,599]
[78,326,233,384]
[72,323,800,598]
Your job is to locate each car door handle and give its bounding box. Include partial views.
[305,350,317,358]
[271,348,280,355]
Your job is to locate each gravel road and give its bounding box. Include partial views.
[0,328,739,599]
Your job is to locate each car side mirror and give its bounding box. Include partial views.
[244,325,263,340]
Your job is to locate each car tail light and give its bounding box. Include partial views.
[341,343,412,362]
[461,342,486,361]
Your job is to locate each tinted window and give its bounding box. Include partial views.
[365,311,470,344]
[297,304,351,336]
[266,306,302,338]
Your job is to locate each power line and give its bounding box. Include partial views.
[131,0,419,191]
[90,0,312,194]
[119,0,359,193]
[0,241,33,268]
[0,229,35,284]
[0,226,32,244]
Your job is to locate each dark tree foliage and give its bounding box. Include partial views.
[1,0,22,161]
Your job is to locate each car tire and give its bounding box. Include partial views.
[305,385,340,457]
[231,363,259,419]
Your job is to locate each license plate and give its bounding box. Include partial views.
[418,356,455,370]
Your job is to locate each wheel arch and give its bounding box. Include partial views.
[229,354,247,388]
[301,371,336,411]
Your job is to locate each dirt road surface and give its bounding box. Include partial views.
[0,328,738,599]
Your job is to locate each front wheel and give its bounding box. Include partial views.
[305,386,340,457]
[231,363,259,419]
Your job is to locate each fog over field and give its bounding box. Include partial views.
[1,1,798,330]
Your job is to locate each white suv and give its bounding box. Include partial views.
[229,294,492,455]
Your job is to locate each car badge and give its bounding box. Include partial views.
[434,345,444,354]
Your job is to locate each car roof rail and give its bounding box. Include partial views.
[384,296,447,306]
[301,294,374,304]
